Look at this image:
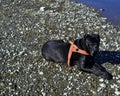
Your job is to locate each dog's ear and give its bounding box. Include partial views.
[86,34,100,42]
[83,34,88,41]
[83,34,100,42]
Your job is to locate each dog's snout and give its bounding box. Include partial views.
[88,43,99,56]
[90,49,98,56]
[94,45,99,50]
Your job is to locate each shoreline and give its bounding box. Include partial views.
[1,0,120,96]
[74,0,120,26]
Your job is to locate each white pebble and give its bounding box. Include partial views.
[99,78,104,82]
[39,71,43,75]
[99,83,106,87]
[115,89,120,95]
[40,7,45,12]
[102,25,106,29]
[9,82,12,86]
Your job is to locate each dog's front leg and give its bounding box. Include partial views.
[77,62,94,73]
[92,63,113,80]
[78,63,113,80]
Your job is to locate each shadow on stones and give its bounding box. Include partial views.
[95,51,120,65]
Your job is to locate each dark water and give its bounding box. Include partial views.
[75,0,120,26]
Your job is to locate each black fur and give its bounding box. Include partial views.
[42,34,113,80]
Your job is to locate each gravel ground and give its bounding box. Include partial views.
[0,0,120,96]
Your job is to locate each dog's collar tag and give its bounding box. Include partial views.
[67,41,90,66]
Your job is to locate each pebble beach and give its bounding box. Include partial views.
[0,0,120,96]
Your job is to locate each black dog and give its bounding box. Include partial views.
[42,34,113,80]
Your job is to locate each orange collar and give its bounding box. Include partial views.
[67,41,90,66]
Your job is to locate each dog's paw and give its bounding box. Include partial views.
[101,72,113,80]
[106,73,113,80]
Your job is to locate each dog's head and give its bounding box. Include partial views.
[83,34,100,56]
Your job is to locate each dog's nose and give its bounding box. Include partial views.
[94,47,99,55]
[94,45,99,51]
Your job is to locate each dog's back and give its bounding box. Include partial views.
[42,40,69,63]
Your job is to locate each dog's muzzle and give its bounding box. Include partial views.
[90,47,99,56]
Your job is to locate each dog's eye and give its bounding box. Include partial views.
[89,43,97,46]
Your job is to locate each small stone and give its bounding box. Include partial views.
[115,89,120,95]
[99,78,104,82]
[99,83,106,87]
[100,8,105,11]
[102,25,106,28]
[40,7,45,12]
[39,72,43,75]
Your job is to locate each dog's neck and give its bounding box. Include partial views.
[67,41,90,66]
[74,38,91,55]
[74,39,86,50]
